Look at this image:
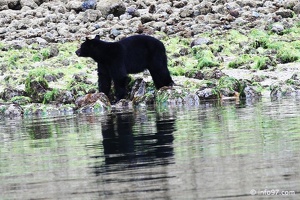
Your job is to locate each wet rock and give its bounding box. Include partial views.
[185,70,204,80]
[196,87,219,100]
[23,103,75,116]
[10,96,31,105]
[203,68,226,80]
[217,76,244,98]
[130,78,155,106]
[286,73,300,86]
[25,74,49,103]
[1,88,26,101]
[114,99,132,110]
[75,92,111,113]
[0,103,24,117]
[130,78,146,100]
[156,86,199,106]
[244,85,262,99]
[270,82,300,99]
[56,90,74,104]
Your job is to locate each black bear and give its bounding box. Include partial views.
[75,35,174,101]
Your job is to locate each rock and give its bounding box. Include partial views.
[3,103,24,117]
[141,14,156,24]
[244,86,262,99]
[270,82,300,99]
[1,88,26,101]
[191,37,212,47]
[271,23,285,34]
[180,7,193,18]
[217,76,243,98]
[75,92,110,108]
[75,92,111,113]
[7,0,21,10]
[127,6,140,17]
[82,0,96,10]
[236,0,257,8]
[193,1,212,16]
[56,90,74,104]
[293,3,300,14]
[196,87,219,100]
[23,103,75,116]
[130,78,145,99]
[20,0,38,9]
[25,73,49,103]
[83,9,102,22]
[66,0,83,12]
[275,8,294,18]
[156,86,199,106]
[96,0,125,17]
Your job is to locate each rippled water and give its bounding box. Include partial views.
[1,99,300,199]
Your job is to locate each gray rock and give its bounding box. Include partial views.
[293,2,300,14]
[1,88,26,101]
[20,0,38,9]
[191,37,212,47]
[83,9,102,22]
[271,23,284,34]
[96,0,125,17]
[276,8,294,18]
[180,7,193,18]
[66,0,83,12]
[4,104,23,117]
[193,1,212,16]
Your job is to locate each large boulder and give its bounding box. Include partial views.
[96,0,125,17]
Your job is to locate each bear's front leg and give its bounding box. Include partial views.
[98,66,111,96]
[113,76,128,101]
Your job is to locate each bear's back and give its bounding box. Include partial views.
[119,35,165,52]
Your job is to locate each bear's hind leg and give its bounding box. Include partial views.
[148,53,173,89]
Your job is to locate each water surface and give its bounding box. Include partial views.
[1,99,300,199]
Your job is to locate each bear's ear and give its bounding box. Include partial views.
[94,35,100,40]
[85,37,90,41]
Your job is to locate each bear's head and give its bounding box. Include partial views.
[75,37,93,57]
[75,35,101,57]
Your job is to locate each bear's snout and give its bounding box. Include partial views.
[75,49,81,56]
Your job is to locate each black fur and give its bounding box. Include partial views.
[76,35,174,100]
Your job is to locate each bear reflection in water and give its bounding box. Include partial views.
[92,112,176,174]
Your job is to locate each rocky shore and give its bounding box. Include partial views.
[1,0,300,118]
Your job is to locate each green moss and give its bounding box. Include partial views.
[193,48,219,69]
[10,96,32,105]
[227,30,248,43]
[43,89,59,104]
[228,54,251,68]
[277,47,300,63]
[32,48,51,62]
[253,56,270,70]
